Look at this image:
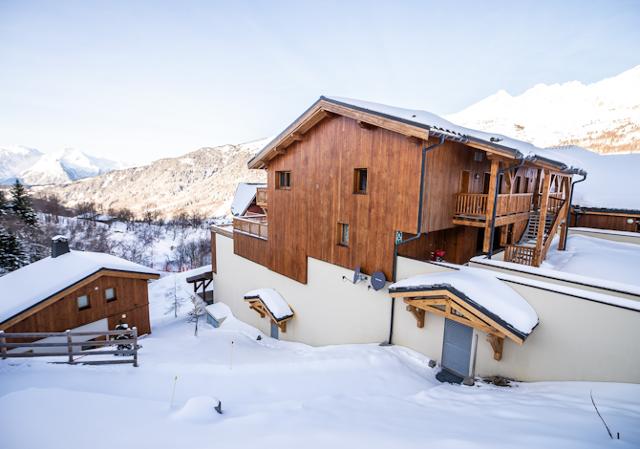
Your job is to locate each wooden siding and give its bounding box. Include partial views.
[211,229,217,273]
[235,115,424,282]
[423,140,490,232]
[4,275,151,335]
[571,211,639,232]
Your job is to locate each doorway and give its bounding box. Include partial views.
[270,321,279,339]
[440,318,473,380]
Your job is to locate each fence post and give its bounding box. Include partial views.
[132,327,138,368]
[66,330,73,363]
[0,330,6,360]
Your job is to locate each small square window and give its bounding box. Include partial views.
[105,288,116,302]
[77,294,90,310]
[338,223,349,246]
[354,168,368,194]
[276,171,291,189]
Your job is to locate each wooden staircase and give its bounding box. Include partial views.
[504,197,567,267]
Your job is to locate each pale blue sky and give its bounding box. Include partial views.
[1,0,639,163]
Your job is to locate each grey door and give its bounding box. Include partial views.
[441,318,473,377]
[270,321,279,339]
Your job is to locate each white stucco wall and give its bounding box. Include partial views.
[214,233,391,345]
[214,233,640,383]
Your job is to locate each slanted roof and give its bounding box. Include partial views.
[244,288,294,322]
[537,146,640,212]
[231,182,266,216]
[0,250,159,326]
[249,96,586,175]
[389,266,538,342]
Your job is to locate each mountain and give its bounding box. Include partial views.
[0,146,43,183]
[448,65,640,153]
[40,139,268,218]
[0,147,125,185]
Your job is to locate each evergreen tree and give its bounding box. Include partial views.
[0,226,28,273]
[10,180,37,226]
[0,190,7,216]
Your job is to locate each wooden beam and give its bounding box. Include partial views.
[483,159,500,252]
[487,334,504,361]
[535,170,552,266]
[405,305,425,328]
[558,178,572,251]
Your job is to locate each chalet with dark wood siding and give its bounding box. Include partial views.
[0,237,159,341]
[225,96,583,284]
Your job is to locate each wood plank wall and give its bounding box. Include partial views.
[5,275,152,335]
[235,115,425,283]
[211,229,217,273]
[233,114,545,283]
[571,212,639,232]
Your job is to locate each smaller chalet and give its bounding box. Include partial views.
[0,237,159,341]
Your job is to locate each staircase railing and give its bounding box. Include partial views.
[504,245,538,266]
[538,199,568,264]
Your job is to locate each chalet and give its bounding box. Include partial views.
[0,236,159,349]
[210,97,640,383]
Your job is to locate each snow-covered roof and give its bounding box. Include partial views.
[390,266,538,339]
[322,97,586,174]
[536,146,640,211]
[0,251,159,324]
[231,182,266,216]
[205,302,231,321]
[244,288,293,321]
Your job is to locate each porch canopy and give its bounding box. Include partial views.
[389,267,538,360]
[244,288,294,332]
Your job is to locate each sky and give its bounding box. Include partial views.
[1,0,639,164]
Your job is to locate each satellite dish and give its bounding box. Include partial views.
[370,271,386,291]
[352,265,366,284]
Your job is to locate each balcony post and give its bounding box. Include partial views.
[482,159,500,253]
[535,170,552,265]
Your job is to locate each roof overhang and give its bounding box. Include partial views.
[249,96,584,175]
[389,284,533,344]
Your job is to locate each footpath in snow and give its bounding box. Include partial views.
[1,268,639,449]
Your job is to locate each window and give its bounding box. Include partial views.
[105,287,116,302]
[276,171,291,189]
[338,223,349,246]
[354,168,368,194]
[77,294,90,310]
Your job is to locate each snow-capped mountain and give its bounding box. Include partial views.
[0,147,124,185]
[41,139,268,218]
[0,146,43,183]
[448,65,640,153]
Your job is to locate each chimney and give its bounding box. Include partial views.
[51,235,70,258]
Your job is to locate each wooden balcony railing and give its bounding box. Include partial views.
[455,193,533,218]
[256,187,267,208]
[233,214,268,240]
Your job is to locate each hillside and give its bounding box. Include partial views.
[40,140,268,218]
[448,65,640,153]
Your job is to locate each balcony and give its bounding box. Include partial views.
[256,187,267,209]
[453,193,533,227]
[233,214,268,240]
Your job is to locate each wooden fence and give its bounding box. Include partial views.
[0,328,139,367]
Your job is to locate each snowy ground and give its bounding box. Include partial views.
[1,268,639,449]
[543,234,640,288]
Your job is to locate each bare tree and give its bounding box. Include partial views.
[187,292,207,336]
